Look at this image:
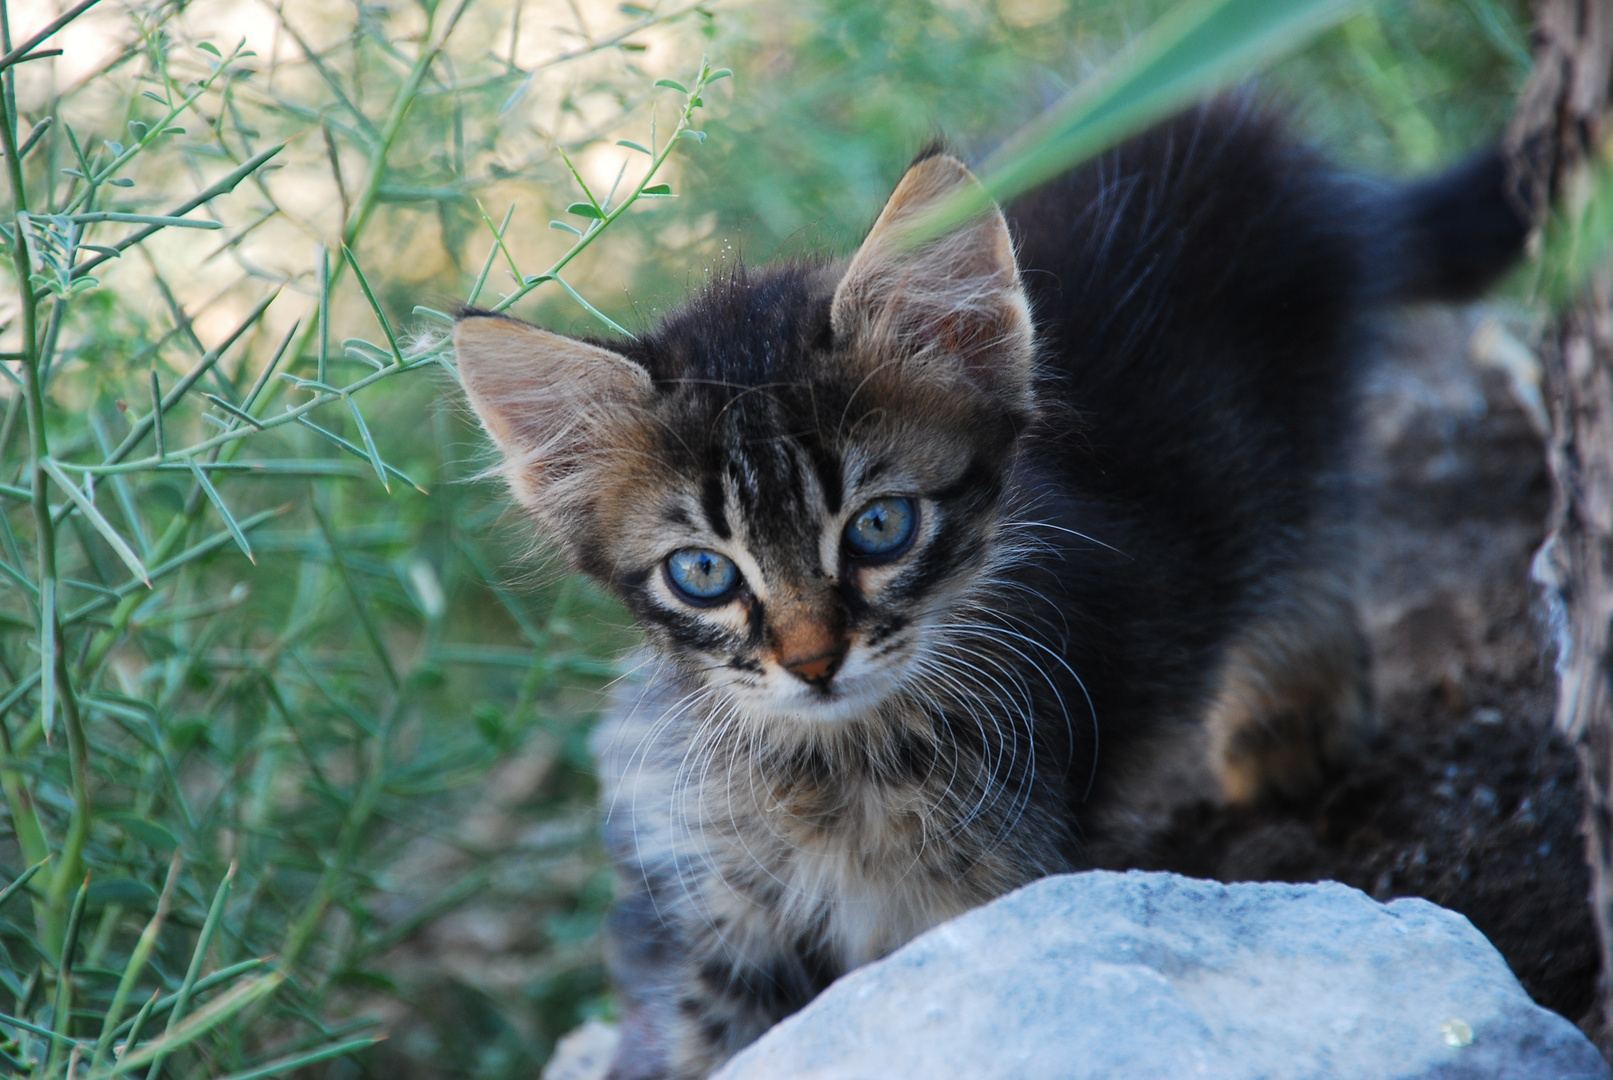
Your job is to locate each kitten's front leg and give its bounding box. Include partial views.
[603,873,838,1080]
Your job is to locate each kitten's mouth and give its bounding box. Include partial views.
[741,661,904,725]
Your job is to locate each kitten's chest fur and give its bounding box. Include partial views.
[597,666,1070,971]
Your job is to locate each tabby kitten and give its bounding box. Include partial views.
[453,100,1526,1080]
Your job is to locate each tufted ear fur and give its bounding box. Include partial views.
[454,313,652,530]
[830,154,1034,410]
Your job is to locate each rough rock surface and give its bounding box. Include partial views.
[713,871,1608,1080]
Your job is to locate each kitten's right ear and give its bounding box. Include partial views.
[454,313,651,515]
[831,153,1033,411]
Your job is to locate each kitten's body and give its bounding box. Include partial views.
[454,101,1526,1080]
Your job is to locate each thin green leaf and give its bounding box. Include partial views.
[136,863,237,1080]
[244,319,299,413]
[108,960,268,1040]
[207,1036,382,1080]
[654,77,687,92]
[48,874,90,1074]
[0,856,49,909]
[318,245,331,384]
[616,139,652,155]
[910,0,1366,244]
[342,396,390,493]
[185,457,254,563]
[203,392,264,429]
[102,972,284,1078]
[41,458,150,585]
[293,417,426,493]
[340,244,404,365]
[549,220,583,235]
[566,202,605,220]
[641,183,672,196]
[149,367,164,457]
[468,204,515,308]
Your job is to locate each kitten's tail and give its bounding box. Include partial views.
[1378,146,1531,303]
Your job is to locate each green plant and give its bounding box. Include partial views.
[0,1,727,1076]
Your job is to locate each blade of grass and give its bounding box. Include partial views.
[109,959,269,1040]
[293,416,425,492]
[105,971,284,1078]
[139,861,236,1080]
[340,397,388,492]
[91,854,181,1072]
[41,458,150,586]
[339,245,403,365]
[0,854,48,908]
[47,873,90,1074]
[184,457,254,563]
[116,992,159,1064]
[908,0,1368,244]
[209,1035,383,1080]
[468,203,516,306]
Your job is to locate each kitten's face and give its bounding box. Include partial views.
[456,153,1034,729]
[595,309,1021,725]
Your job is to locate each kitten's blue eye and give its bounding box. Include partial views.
[844,497,916,559]
[666,548,739,602]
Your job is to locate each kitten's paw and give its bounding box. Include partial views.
[1206,580,1374,805]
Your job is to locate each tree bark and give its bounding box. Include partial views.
[1509,0,1613,1048]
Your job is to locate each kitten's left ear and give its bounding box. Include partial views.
[831,153,1033,409]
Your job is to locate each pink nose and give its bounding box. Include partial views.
[783,646,845,686]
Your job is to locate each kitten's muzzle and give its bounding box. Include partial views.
[781,643,848,688]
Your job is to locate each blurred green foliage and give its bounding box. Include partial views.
[0,1,1535,1078]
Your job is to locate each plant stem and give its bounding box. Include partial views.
[0,32,89,956]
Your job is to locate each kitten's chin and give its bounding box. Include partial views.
[732,673,902,727]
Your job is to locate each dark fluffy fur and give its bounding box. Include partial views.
[453,100,1527,1079]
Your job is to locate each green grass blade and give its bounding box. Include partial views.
[91,854,181,1072]
[318,247,331,385]
[208,1035,381,1080]
[184,457,254,563]
[138,861,236,1080]
[910,0,1367,243]
[0,855,49,908]
[110,960,269,1040]
[117,992,159,1066]
[245,319,299,413]
[106,972,284,1079]
[468,203,516,307]
[293,416,425,492]
[339,245,403,365]
[48,873,91,1074]
[340,396,390,493]
[41,458,150,586]
[203,393,264,430]
[148,366,165,458]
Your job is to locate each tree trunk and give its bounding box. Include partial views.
[1508,0,1613,1049]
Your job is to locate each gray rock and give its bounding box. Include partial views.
[714,870,1608,1080]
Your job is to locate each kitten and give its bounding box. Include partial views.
[453,99,1527,1079]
